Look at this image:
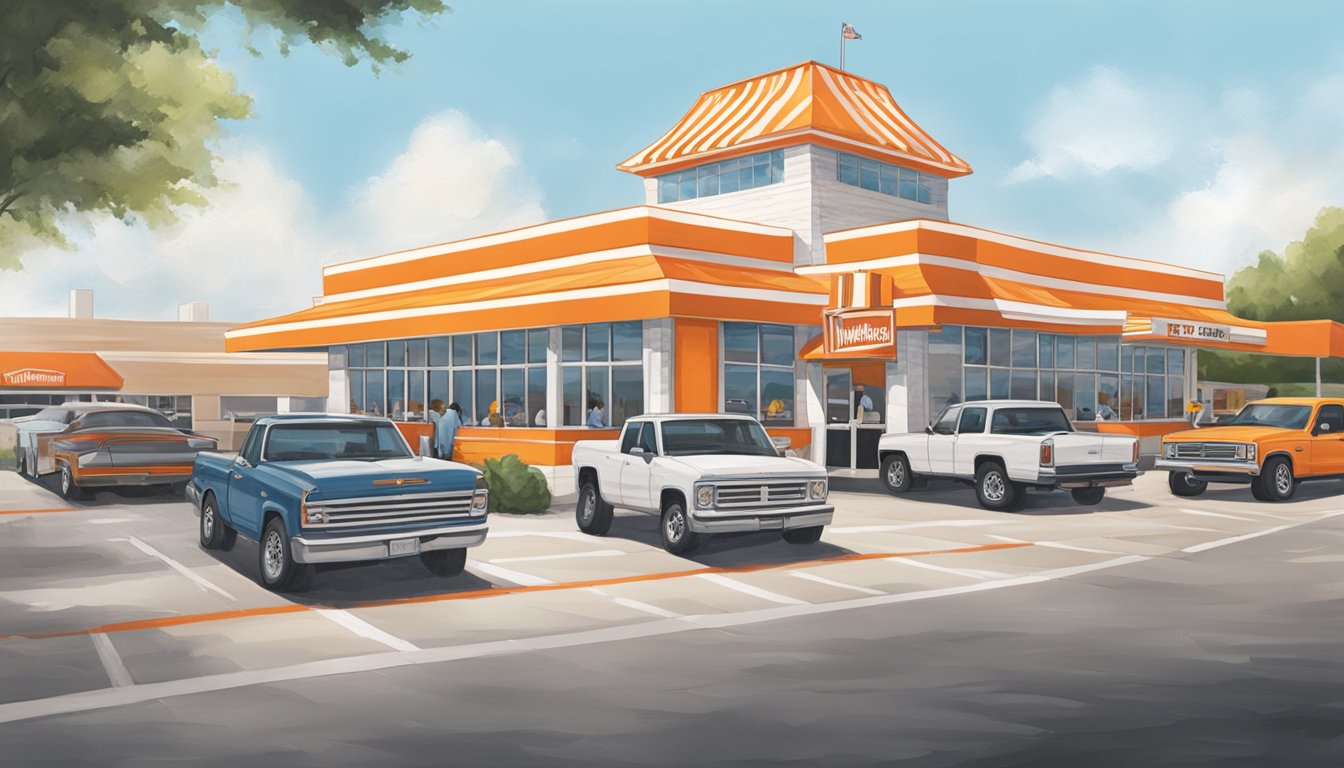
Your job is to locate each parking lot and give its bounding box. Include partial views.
[2,467,1342,727]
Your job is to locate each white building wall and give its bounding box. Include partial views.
[645,318,675,414]
[644,144,951,266]
[894,330,929,433]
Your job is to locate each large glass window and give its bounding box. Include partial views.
[560,322,644,428]
[656,150,784,203]
[343,326,552,427]
[721,322,796,427]
[835,151,936,204]
[929,326,1184,423]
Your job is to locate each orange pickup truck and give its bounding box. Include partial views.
[1156,397,1344,501]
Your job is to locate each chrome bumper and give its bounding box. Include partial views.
[290,521,489,564]
[689,504,834,534]
[79,473,191,488]
[1036,465,1140,488]
[1155,459,1260,477]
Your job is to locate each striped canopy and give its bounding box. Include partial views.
[618,61,972,178]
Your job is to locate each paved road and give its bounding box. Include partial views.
[2,470,1343,765]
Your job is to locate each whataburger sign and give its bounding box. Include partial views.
[1150,318,1233,343]
[825,308,896,357]
[2,368,66,386]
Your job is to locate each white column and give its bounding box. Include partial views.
[896,330,928,433]
[547,327,563,427]
[327,370,350,414]
[805,361,825,464]
[644,318,675,414]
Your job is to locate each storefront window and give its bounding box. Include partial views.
[559,322,644,428]
[964,327,987,366]
[720,322,796,426]
[927,325,963,414]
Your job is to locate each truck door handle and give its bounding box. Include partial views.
[232,473,242,480]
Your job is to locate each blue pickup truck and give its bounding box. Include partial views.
[188,414,488,591]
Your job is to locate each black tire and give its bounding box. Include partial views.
[576,481,614,536]
[1250,482,1271,502]
[58,463,89,501]
[880,453,913,495]
[659,497,700,555]
[170,481,189,497]
[16,448,26,476]
[200,493,226,549]
[1070,487,1106,506]
[421,548,467,577]
[975,461,1023,511]
[781,525,824,545]
[258,516,312,591]
[1255,456,1296,502]
[1168,472,1207,498]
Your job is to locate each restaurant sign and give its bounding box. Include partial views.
[2,368,66,387]
[1150,318,1231,343]
[825,308,896,357]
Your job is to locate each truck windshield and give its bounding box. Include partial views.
[1225,404,1312,430]
[990,407,1074,436]
[79,410,174,429]
[660,419,778,457]
[264,423,412,462]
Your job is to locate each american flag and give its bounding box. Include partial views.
[841,23,862,40]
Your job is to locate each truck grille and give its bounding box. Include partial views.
[305,490,475,529]
[714,481,809,508]
[1173,443,1241,460]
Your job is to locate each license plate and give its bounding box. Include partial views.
[758,517,785,531]
[388,538,419,557]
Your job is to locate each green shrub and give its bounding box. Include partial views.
[481,454,551,514]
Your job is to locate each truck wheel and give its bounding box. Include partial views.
[1168,472,1207,497]
[59,463,90,501]
[200,494,225,549]
[975,461,1023,511]
[1069,487,1106,506]
[16,448,26,477]
[660,498,700,555]
[421,549,467,577]
[1254,456,1296,502]
[576,482,614,536]
[258,516,312,591]
[781,526,824,545]
[880,453,913,494]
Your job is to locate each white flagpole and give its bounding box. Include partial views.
[840,23,846,71]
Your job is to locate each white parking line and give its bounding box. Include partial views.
[1181,512,1344,553]
[489,531,601,542]
[1175,508,1260,523]
[986,534,1121,555]
[696,573,808,605]
[584,588,683,618]
[314,609,420,653]
[466,560,554,587]
[89,633,133,688]
[829,520,1001,534]
[789,572,884,596]
[111,537,237,601]
[887,557,1009,580]
[491,549,625,565]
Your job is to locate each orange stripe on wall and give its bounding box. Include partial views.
[675,318,719,413]
[394,423,622,466]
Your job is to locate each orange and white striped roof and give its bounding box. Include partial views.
[618,61,972,178]
[226,207,828,352]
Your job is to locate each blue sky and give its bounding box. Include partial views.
[8,0,1344,320]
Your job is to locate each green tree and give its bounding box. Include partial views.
[1225,206,1344,322]
[0,0,446,268]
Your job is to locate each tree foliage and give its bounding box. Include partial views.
[0,0,446,267]
[1225,206,1344,322]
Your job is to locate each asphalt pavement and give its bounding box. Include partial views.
[1,468,1342,766]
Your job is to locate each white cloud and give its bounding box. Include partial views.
[0,111,548,322]
[1005,67,1186,183]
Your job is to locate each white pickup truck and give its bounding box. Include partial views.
[877,400,1140,510]
[571,414,833,554]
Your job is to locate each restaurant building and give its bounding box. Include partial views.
[226,61,1344,483]
[1,291,328,450]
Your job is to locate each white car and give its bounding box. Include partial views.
[571,414,833,554]
[877,400,1140,510]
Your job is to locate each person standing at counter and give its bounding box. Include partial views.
[435,401,462,460]
[587,398,606,428]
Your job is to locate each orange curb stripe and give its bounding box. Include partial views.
[0,508,82,516]
[3,541,1031,641]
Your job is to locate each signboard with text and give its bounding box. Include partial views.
[824,308,896,358]
[1150,318,1232,343]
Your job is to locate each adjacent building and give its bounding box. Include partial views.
[226,61,1344,485]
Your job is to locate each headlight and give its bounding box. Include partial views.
[809,479,827,500]
[1234,444,1247,460]
[1247,443,1257,462]
[300,489,324,525]
[1164,443,1176,459]
[695,485,715,509]
[471,476,489,515]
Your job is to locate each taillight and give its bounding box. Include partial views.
[1132,440,1141,462]
[1040,439,1054,467]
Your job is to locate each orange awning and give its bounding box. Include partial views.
[0,352,123,389]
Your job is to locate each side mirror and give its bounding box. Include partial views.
[924,424,934,435]
[234,456,251,469]
[629,447,644,456]
[1316,422,1332,435]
